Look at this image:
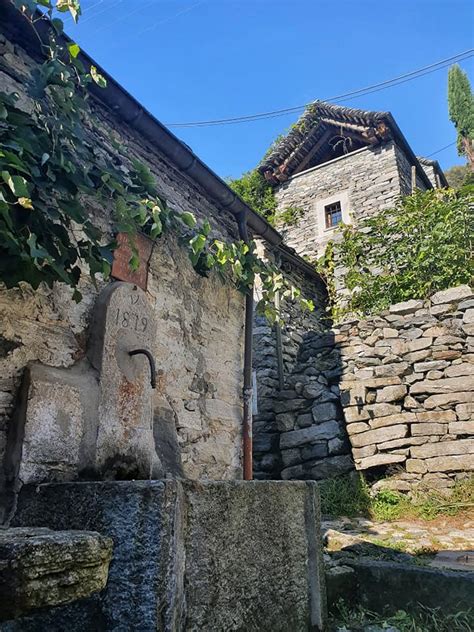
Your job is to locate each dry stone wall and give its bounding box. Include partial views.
[253,283,474,488]
[253,253,353,481]
[336,285,474,487]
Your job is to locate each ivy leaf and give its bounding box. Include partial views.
[67,42,81,59]
[27,233,49,260]
[41,153,50,166]
[189,233,206,255]
[90,66,107,88]
[2,171,29,198]
[51,18,64,34]
[180,212,196,228]
[0,104,7,120]
[150,218,162,239]
[37,0,52,6]
[56,0,81,22]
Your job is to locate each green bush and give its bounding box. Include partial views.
[319,188,474,319]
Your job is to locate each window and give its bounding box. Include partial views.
[325,201,342,229]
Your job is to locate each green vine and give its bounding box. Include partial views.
[318,188,474,320]
[0,0,314,322]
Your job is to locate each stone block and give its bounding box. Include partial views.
[432,350,462,361]
[359,377,402,388]
[368,412,416,429]
[343,407,370,423]
[306,455,353,480]
[352,445,377,459]
[301,442,329,462]
[404,350,431,364]
[427,370,444,380]
[11,480,327,631]
[411,438,474,459]
[280,422,340,449]
[346,422,370,435]
[356,453,406,470]
[411,423,447,436]
[6,363,99,487]
[424,392,472,409]
[406,459,428,474]
[273,399,308,414]
[406,338,432,353]
[415,410,456,423]
[413,360,449,373]
[340,384,366,407]
[411,377,474,395]
[366,403,401,418]
[296,413,313,428]
[376,385,407,403]
[377,436,426,450]
[426,454,474,473]
[281,448,302,468]
[0,528,112,621]
[456,403,473,420]
[449,421,474,435]
[374,362,409,377]
[389,299,423,315]
[311,402,338,422]
[445,363,474,378]
[382,328,398,338]
[350,424,408,448]
[275,413,296,432]
[430,285,472,305]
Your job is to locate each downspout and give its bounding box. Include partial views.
[236,211,253,481]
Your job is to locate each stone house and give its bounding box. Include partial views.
[252,104,473,489]
[259,101,448,258]
[0,0,287,498]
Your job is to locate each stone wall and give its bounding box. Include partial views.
[253,251,353,480]
[253,284,474,488]
[0,26,245,483]
[273,141,428,259]
[336,285,474,488]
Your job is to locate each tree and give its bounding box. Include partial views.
[448,65,474,169]
[445,163,470,189]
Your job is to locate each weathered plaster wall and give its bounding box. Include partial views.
[273,141,428,260]
[0,28,245,482]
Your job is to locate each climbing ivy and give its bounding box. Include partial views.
[318,188,474,320]
[0,0,314,321]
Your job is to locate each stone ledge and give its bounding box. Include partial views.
[0,527,112,621]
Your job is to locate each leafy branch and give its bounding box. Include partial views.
[0,0,314,321]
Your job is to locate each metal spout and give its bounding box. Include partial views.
[129,349,157,389]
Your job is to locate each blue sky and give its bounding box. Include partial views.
[69,0,473,179]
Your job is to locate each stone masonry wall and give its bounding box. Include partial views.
[336,285,474,488]
[273,141,426,260]
[253,251,353,480]
[253,283,474,488]
[0,27,245,482]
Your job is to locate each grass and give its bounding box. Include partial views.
[330,599,474,632]
[319,474,474,522]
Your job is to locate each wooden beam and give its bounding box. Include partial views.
[293,128,333,175]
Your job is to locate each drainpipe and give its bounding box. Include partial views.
[236,211,253,481]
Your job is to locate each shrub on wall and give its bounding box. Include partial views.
[319,188,474,319]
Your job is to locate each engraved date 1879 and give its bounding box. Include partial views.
[115,308,148,332]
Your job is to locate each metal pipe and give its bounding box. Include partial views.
[129,349,157,389]
[236,212,254,481]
